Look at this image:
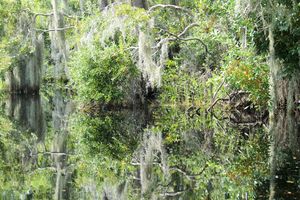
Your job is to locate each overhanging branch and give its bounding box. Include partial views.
[179,37,210,55]
[177,23,199,38]
[154,22,210,55]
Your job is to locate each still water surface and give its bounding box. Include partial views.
[0,90,299,199]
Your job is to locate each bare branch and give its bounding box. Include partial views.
[154,23,210,55]
[21,8,53,17]
[160,190,187,197]
[177,23,199,38]
[169,161,210,179]
[21,8,79,19]
[63,13,82,19]
[35,26,75,32]
[212,77,226,101]
[169,167,193,180]
[159,23,199,39]
[30,151,74,156]
[180,37,210,55]
[159,28,178,38]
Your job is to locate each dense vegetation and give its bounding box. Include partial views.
[0,0,275,108]
[0,0,299,199]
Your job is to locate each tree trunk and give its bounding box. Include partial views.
[79,0,85,14]
[131,0,148,9]
[52,90,73,200]
[99,0,109,11]
[50,0,69,80]
[170,0,179,5]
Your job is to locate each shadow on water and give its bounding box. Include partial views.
[0,92,299,199]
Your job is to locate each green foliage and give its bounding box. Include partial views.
[160,60,205,105]
[152,106,270,199]
[225,48,269,107]
[68,4,152,104]
[70,43,138,103]
[253,0,300,76]
[2,1,297,198]
[70,110,141,159]
[69,110,141,194]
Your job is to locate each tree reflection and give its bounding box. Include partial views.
[269,108,300,199]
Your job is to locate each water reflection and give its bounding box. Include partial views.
[0,90,74,199]
[269,109,300,199]
[1,92,299,199]
[70,106,270,199]
[51,90,74,200]
[4,94,45,142]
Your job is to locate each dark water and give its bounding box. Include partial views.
[0,91,299,199]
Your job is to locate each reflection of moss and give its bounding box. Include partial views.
[152,106,270,199]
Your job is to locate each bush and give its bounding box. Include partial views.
[225,48,269,107]
[69,43,138,104]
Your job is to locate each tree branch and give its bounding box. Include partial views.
[35,26,75,32]
[206,98,229,112]
[157,23,199,40]
[21,8,79,19]
[177,23,199,38]
[212,77,226,101]
[21,8,53,17]
[180,37,210,55]
[160,190,187,197]
[148,4,193,16]
[30,151,73,156]
[154,23,210,55]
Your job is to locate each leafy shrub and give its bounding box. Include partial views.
[70,43,138,104]
[225,48,269,107]
[160,60,205,106]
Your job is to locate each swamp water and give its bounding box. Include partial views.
[0,90,299,200]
